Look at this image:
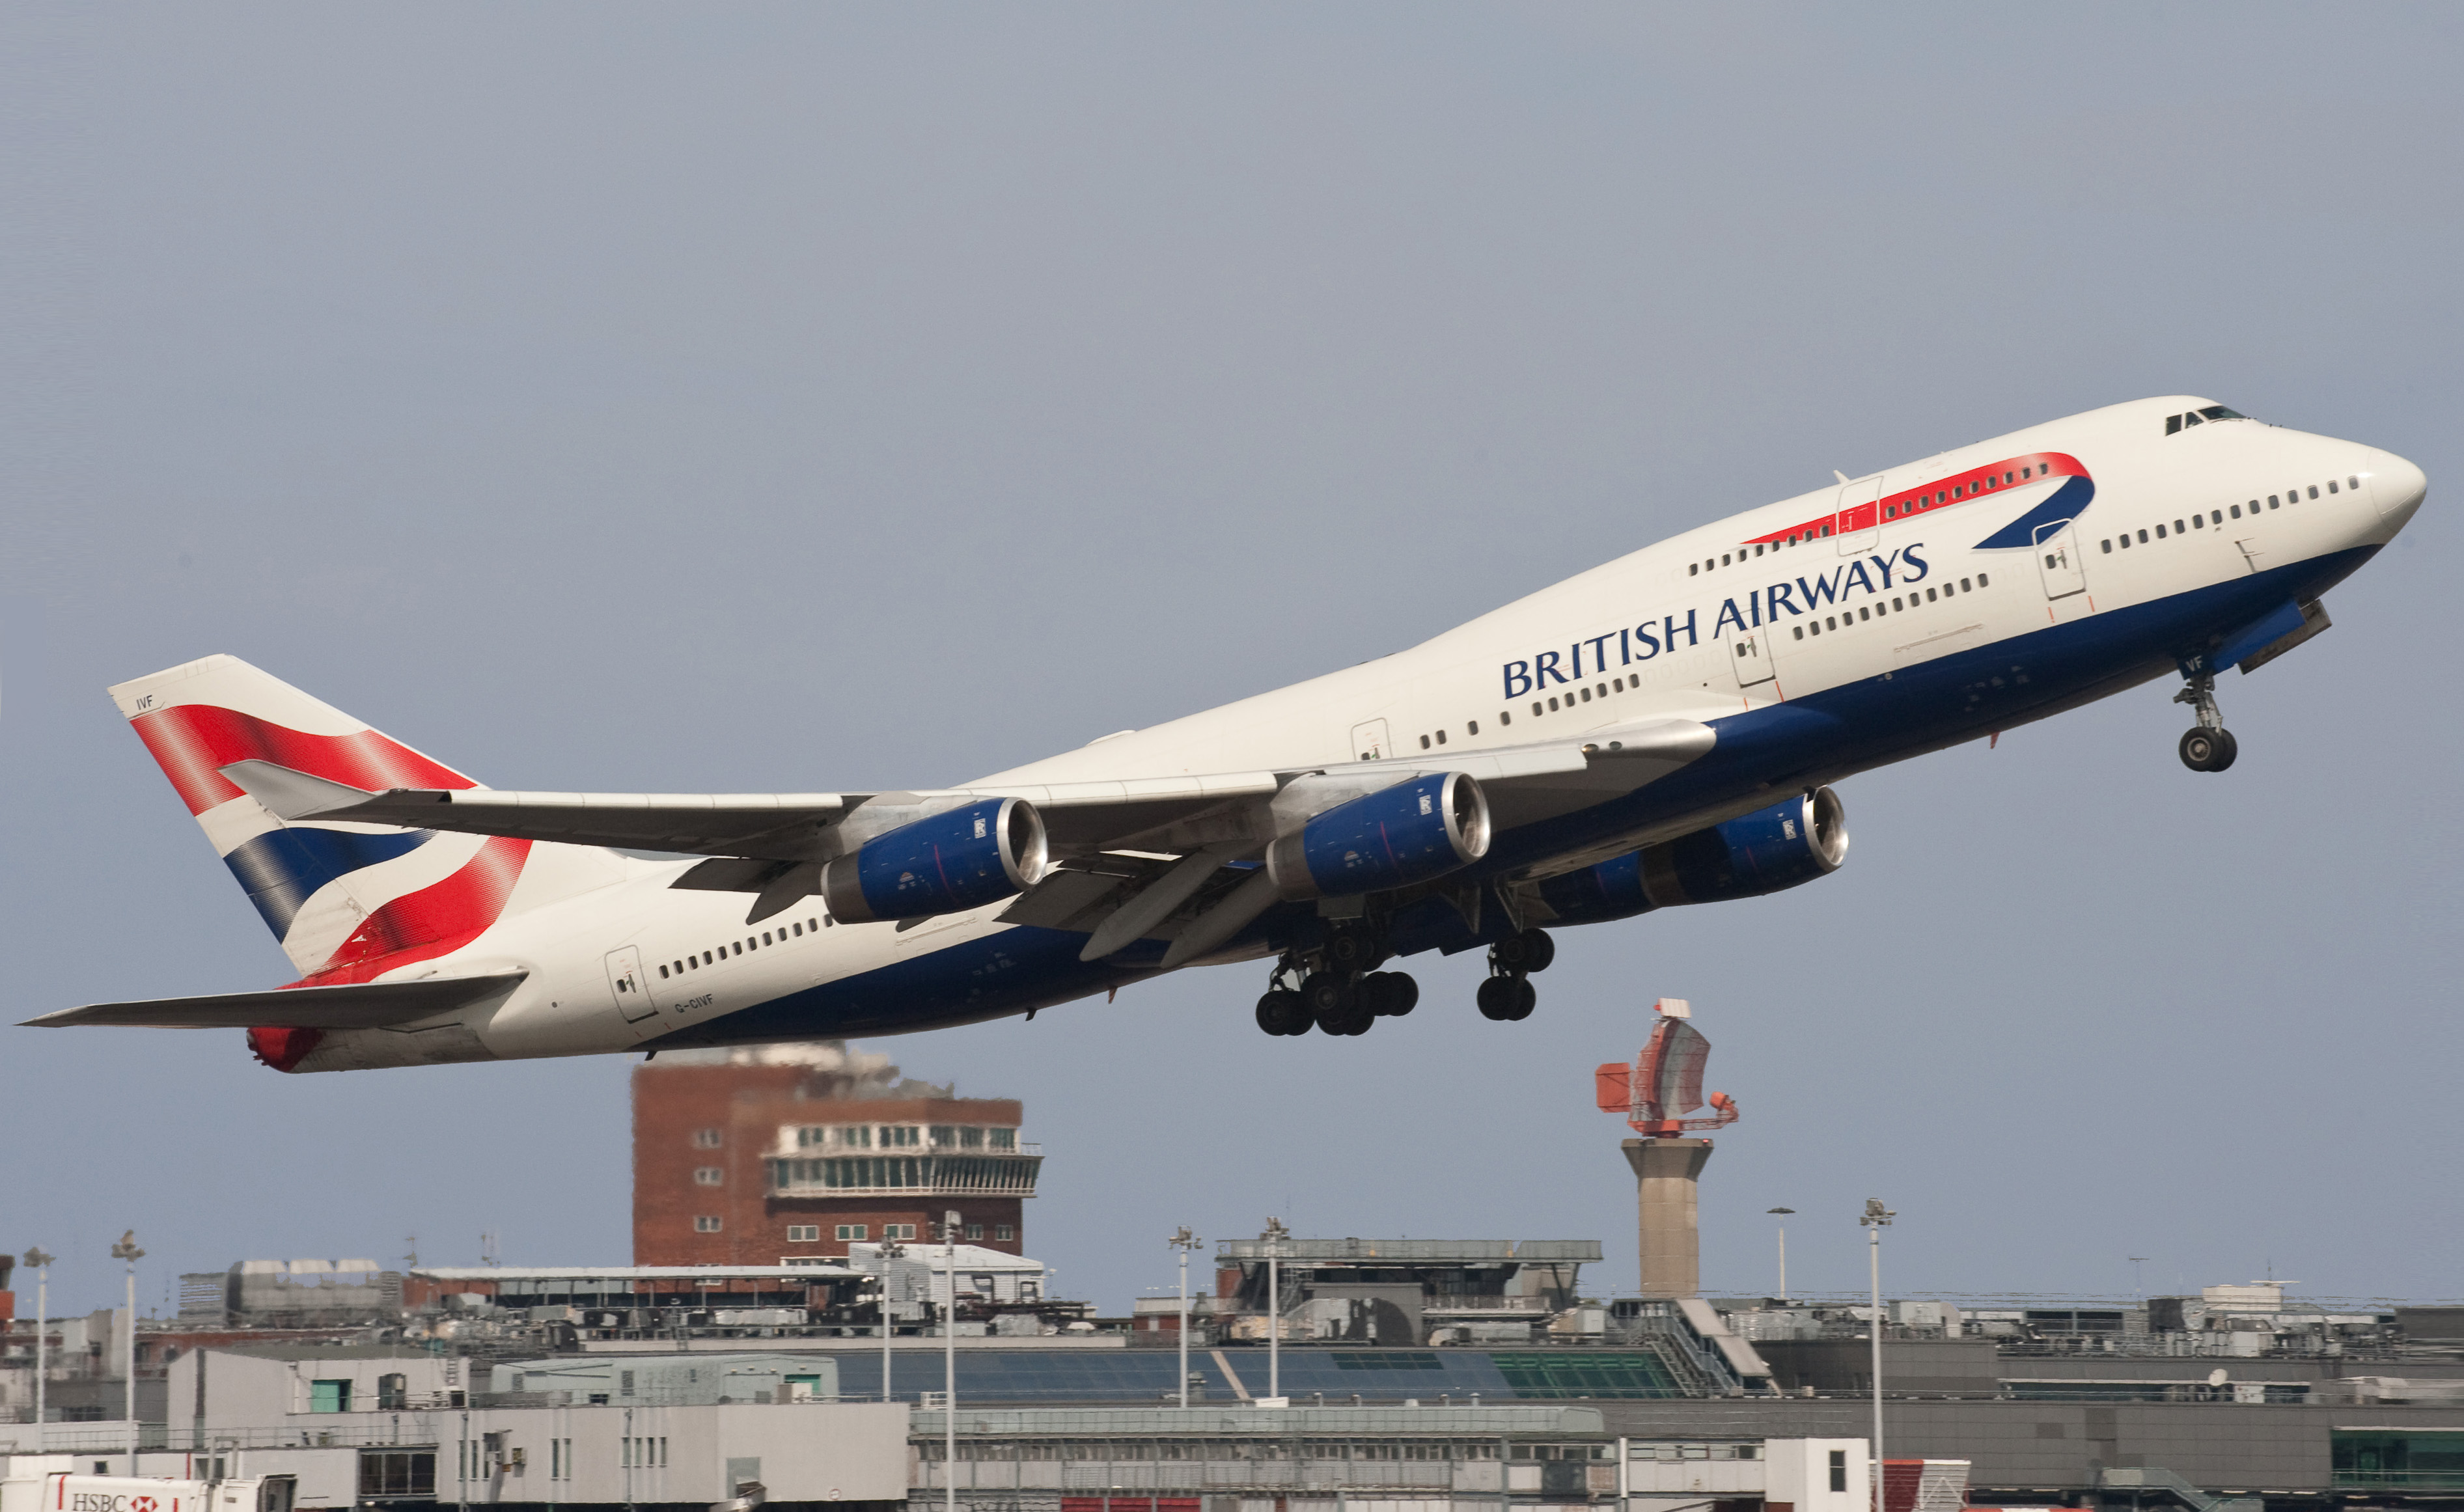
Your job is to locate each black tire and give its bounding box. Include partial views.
[1476,974,1519,1021]
[2210,729,2239,771]
[1490,935,1530,972]
[1519,928,1557,974]
[1256,990,1308,1036]
[1505,976,1538,1021]
[1325,931,1377,974]
[1301,972,1355,1032]
[2180,727,2236,772]
[1381,972,1419,1017]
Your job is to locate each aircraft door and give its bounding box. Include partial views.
[605,946,658,1023]
[1348,719,1392,762]
[1728,629,1776,689]
[1835,478,1882,555]
[2034,520,2086,599]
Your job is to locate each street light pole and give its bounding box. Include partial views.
[24,1248,53,1448]
[111,1230,145,1466]
[1766,1209,1794,1303]
[879,1239,906,1405]
[1859,1200,1894,1509]
[1260,1218,1290,1402]
[943,1210,961,1512]
[1169,1229,1202,1410]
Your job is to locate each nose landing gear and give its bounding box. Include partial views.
[2174,668,2239,773]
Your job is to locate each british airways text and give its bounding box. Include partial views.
[1501,545,1930,698]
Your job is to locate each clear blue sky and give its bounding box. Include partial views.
[6,3,2458,1318]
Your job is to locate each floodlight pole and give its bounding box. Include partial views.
[1860,1200,1894,1509]
[1170,1228,1203,1409]
[879,1239,905,1404]
[25,1248,54,1448]
[944,1210,961,1512]
[1261,1218,1290,1401]
[112,1230,145,1465]
[1767,1209,1794,1303]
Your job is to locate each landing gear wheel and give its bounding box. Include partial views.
[1490,928,1555,974]
[1255,990,1310,1036]
[1324,929,1382,974]
[1300,972,1357,1033]
[1505,976,1537,1021]
[1361,971,1418,1017]
[1476,974,1521,1021]
[2179,727,2238,773]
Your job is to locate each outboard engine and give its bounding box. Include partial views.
[820,797,1048,924]
[1267,771,1491,900]
[1539,786,1848,923]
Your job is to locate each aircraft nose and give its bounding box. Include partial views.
[2371,449,2428,523]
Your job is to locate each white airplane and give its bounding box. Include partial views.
[29,396,2426,1071]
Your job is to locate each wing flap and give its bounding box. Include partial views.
[23,972,527,1030]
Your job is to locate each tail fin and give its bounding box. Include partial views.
[111,655,630,981]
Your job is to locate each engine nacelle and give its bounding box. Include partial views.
[1538,787,1848,923]
[820,797,1048,924]
[1266,771,1491,900]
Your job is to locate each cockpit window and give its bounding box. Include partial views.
[2165,405,2250,435]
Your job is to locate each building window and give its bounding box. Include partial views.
[694,1216,722,1233]
[885,1223,917,1241]
[988,1128,1016,1151]
[840,1126,873,1149]
[958,1126,985,1149]
[835,1224,867,1241]
[881,1125,921,1148]
[995,1225,1015,1242]
[930,1125,957,1147]
[309,1379,353,1414]
[692,1128,723,1149]
[693,1167,724,1186]
[965,1223,984,1240]
[358,1451,436,1498]
[786,1224,820,1243]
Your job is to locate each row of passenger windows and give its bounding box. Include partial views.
[2096,477,2357,554]
[1790,575,1986,640]
[657,916,826,980]
[1690,463,2056,575]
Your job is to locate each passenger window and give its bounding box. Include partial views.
[2268,495,2279,508]
[658,964,669,978]
[1578,688,1590,703]
[1547,696,1559,711]
[2308,485,2318,499]
[2101,540,2112,553]
[1499,711,1511,726]
[1825,615,1837,630]
[1468,719,1480,735]
[2157,523,2168,538]
[1531,702,1543,716]
[732,942,742,956]
[2139,529,2149,543]
[2210,510,2222,525]
[1858,607,1870,621]
[1419,734,1431,750]
[1978,573,1988,586]
[1792,625,1805,640]
[1959,577,1971,592]
[2348,475,2360,489]
[2004,472,2014,484]
[762,931,772,946]
[2232,504,2243,518]
[1689,563,1698,575]
[1435,730,1447,745]
[1723,553,1732,566]
[1925,587,1937,601]
[791,922,801,937]
[2327,480,2339,494]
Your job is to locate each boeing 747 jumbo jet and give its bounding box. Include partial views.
[30,397,2427,1071]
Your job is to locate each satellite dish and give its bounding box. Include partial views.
[2206,1368,2228,1388]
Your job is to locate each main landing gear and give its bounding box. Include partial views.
[2174,668,2239,773]
[1477,928,1554,1021]
[1254,926,1419,1038]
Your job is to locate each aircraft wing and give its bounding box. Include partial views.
[23,972,527,1030]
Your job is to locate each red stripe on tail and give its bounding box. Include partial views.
[299,836,534,984]
[131,704,476,816]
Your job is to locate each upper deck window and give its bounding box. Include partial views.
[2165,405,2250,435]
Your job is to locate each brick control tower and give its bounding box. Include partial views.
[1596,999,1738,1297]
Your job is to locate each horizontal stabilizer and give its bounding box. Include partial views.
[23,971,526,1030]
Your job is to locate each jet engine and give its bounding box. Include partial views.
[1267,771,1491,900]
[1538,786,1848,923]
[820,797,1048,924]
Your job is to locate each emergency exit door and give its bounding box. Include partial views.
[605,946,656,1023]
[1729,629,1776,688]
[2034,520,2086,599]
[1349,719,1392,762]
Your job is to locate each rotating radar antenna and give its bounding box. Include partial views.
[1594,997,1739,1135]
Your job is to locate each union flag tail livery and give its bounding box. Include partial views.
[109,655,630,983]
[36,398,2428,1072]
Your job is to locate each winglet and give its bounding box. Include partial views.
[219,759,403,821]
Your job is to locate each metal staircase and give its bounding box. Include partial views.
[2098,1465,2263,1512]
